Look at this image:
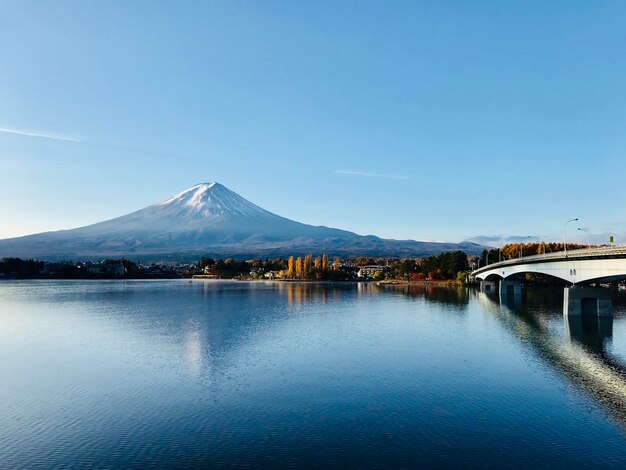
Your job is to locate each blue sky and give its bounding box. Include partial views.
[2,1,626,245]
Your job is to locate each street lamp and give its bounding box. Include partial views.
[519,236,531,259]
[577,228,590,249]
[564,218,579,257]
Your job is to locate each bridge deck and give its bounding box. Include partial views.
[473,245,626,276]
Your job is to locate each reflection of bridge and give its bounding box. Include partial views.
[472,247,626,316]
[478,291,626,430]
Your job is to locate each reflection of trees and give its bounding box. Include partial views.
[278,282,474,308]
[479,291,626,430]
[391,285,470,307]
[278,282,354,306]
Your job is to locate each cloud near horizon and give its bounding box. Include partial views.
[465,235,542,247]
[334,170,410,180]
[465,232,626,247]
[0,127,80,143]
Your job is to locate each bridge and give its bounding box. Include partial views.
[471,246,626,317]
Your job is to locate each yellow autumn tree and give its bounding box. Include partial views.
[295,257,303,279]
[288,256,295,278]
[333,257,340,270]
[304,254,313,279]
[322,253,329,271]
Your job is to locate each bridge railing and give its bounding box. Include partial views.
[474,245,626,273]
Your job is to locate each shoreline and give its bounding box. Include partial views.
[191,276,465,287]
[375,279,463,287]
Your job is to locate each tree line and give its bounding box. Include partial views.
[0,258,43,277]
[285,254,342,279]
[0,257,187,279]
[479,242,593,266]
[388,250,469,281]
[198,254,352,280]
[2,250,474,283]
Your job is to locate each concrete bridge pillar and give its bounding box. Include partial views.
[563,287,612,317]
[480,281,497,293]
[499,280,522,301]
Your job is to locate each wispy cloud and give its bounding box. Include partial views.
[465,235,542,247]
[0,127,79,143]
[334,170,411,180]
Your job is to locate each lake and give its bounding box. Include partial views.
[1,280,626,468]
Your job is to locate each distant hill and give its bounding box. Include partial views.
[0,183,485,261]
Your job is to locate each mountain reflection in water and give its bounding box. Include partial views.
[2,280,626,468]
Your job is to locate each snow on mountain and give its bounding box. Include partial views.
[0,182,484,261]
[157,183,274,219]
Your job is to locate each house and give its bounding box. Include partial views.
[357,265,386,279]
[264,270,282,280]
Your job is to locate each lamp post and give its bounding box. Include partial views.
[564,218,579,257]
[519,236,531,259]
[577,228,590,249]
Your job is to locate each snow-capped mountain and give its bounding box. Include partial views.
[0,183,484,260]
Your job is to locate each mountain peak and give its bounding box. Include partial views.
[157,182,272,219]
[195,182,219,188]
[160,182,218,206]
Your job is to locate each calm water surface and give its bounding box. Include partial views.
[2,280,626,468]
